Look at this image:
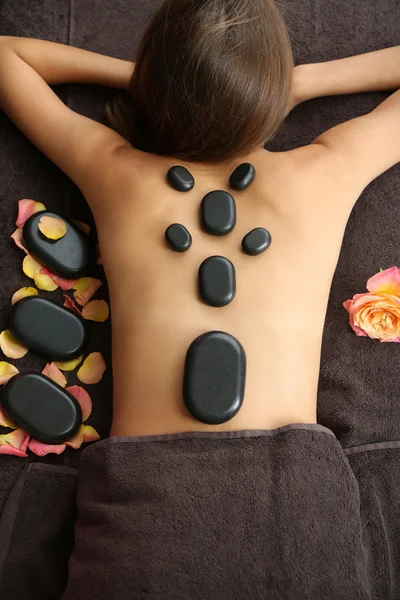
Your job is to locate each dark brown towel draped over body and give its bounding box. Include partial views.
[61,427,371,600]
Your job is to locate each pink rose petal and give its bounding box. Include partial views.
[0,429,29,457]
[66,425,84,449]
[82,425,100,443]
[16,199,46,228]
[66,385,92,421]
[77,352,106,385]
[28,439,66,456]
[343,299,368,337]
[367,266,400,296]
[10,228,28,254]
[42,363,67,388]
[73,278,102,306]
[40,267,76,291]
[63,295,82,315]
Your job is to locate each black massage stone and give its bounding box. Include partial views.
[1,373,82,444]
[199,256,236,307]
[165,224,192,252]
[9,296,89,361]
[229,163,256,191]
[167,166,195,192]
[183,331,246,425]
[201,190,236,236]
[23,211,96,279]
[242,228,272,256]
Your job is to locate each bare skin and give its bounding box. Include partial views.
[0,38,400,436]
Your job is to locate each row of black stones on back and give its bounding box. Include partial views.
[167,163,257,425]
[167,163,256,193]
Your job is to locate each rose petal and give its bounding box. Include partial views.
[16,199,46,228]
[39,267,76,291]
[54,355,84,372]
[42,363,67,388]
[367,266,400,296]
[0,330,28,359]
[0,361,19,384]
[71,219,91,235]
[28,439,66,456]
[10,228,28,254]
[33,271,58,291]
[0,406,17,428]
[38,216,67,240]
[0,429,30,456]
[73,278,102,306]
[11,287,38,305]
[63,295,82,315]
[82,300,109,322]
[66,424,84,449]
[22,254,42,279]
[66,385,92,420]
[82,425,100,443]
[77,352,106,384]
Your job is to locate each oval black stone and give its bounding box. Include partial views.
[199,256,236,307]
[167,166,195,192]
[165,224,192,252]
[229,163,256,191]
[9,296,89,361]
[183,331,246,425]
[201,191,236,236]
[1,373,82,444]
[23,211,96,279]
[242,228,272,256]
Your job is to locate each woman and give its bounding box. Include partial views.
[0,0,399,597]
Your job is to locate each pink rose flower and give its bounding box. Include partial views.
[343,267,400,342]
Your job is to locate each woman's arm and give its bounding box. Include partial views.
[294,46,400,105]
[0,36,134,90]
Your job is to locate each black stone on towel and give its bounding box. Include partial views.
[199,256,236,307]
[201,190,236,236]
[23,211,96,279]
[9,296,89,361]
[165,224,192,252]
[1,373,82,444]
[183,331,246,425]
[167,166,195,192]
[242,228,272,256]
[229,163,256,191]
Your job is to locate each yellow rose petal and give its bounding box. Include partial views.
[77,352,106,384]
[82,425,101,443]
[66,424,85,449]
[33,271,58,291]
[38,216,67,240]
[11,287,38,305]
[54,355,84,372]
[22,254,42,279]
[82,300,109,322]
[71,219,91,235]
[0,330,28,359]
[73,277,102,306]
[0,361,19,385]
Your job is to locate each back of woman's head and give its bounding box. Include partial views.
[107,0,293,163]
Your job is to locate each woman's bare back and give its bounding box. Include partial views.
[90,143,361,436]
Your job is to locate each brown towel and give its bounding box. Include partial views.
[62,427,370,600]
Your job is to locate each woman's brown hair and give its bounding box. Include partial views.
[106,0,293,163]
